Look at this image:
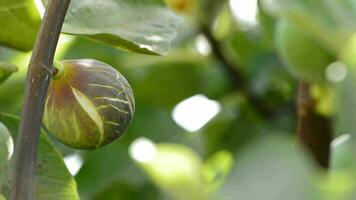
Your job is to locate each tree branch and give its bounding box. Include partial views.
[201,26,272,117]
[297,81,332,168]
[10,0,71,199]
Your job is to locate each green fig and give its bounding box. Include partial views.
[43,59,135,149]
[275,20,335,83]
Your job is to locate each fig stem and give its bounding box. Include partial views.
[53,67,59,76]
[10,1,71,199]
[52,60,65,79]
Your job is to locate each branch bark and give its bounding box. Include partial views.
[297,81,332,168]
[10,1,71,199]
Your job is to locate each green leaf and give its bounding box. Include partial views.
[0,61,17,84]
[136,143,208,200]
[219,136,317,200]
[0,114,79,200]
[60,0,180,55]
[202,150,233,193]
[0,0,40,51]
[35,133,79,200]
[0,121,13,190]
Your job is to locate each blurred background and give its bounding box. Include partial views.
[2,0,356,199]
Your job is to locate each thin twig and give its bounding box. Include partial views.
[10,0,71,199]
[297,81,332,168]
[201,25,272,117]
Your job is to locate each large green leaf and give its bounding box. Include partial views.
[0,0,40,51]
[0,114,79,200]
[0,122,13,190]
[59,0,180,55]
[0,61,17,84]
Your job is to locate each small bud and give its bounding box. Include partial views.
[44,59,135,149]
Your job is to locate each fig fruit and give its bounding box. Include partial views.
[43,59,135,149]
[275,20,335,83]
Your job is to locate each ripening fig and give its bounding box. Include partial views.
[275,20,335,83]
[43,59,135,149]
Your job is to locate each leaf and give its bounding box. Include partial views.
[0,0,40,51]
[59,0,180,55]
[35,133,79,200]
[219,136,317,200]
[0,61,17,84]
[202,150,233,193]
[136,143,209,200]
[0,113,79,200]
[0,122,13,190]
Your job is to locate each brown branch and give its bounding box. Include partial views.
[201,25,246,89]
[297,81,332,168]
[10,0,71,199]
[201,25,272,117]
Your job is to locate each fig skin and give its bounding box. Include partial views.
[43,59,135,149]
